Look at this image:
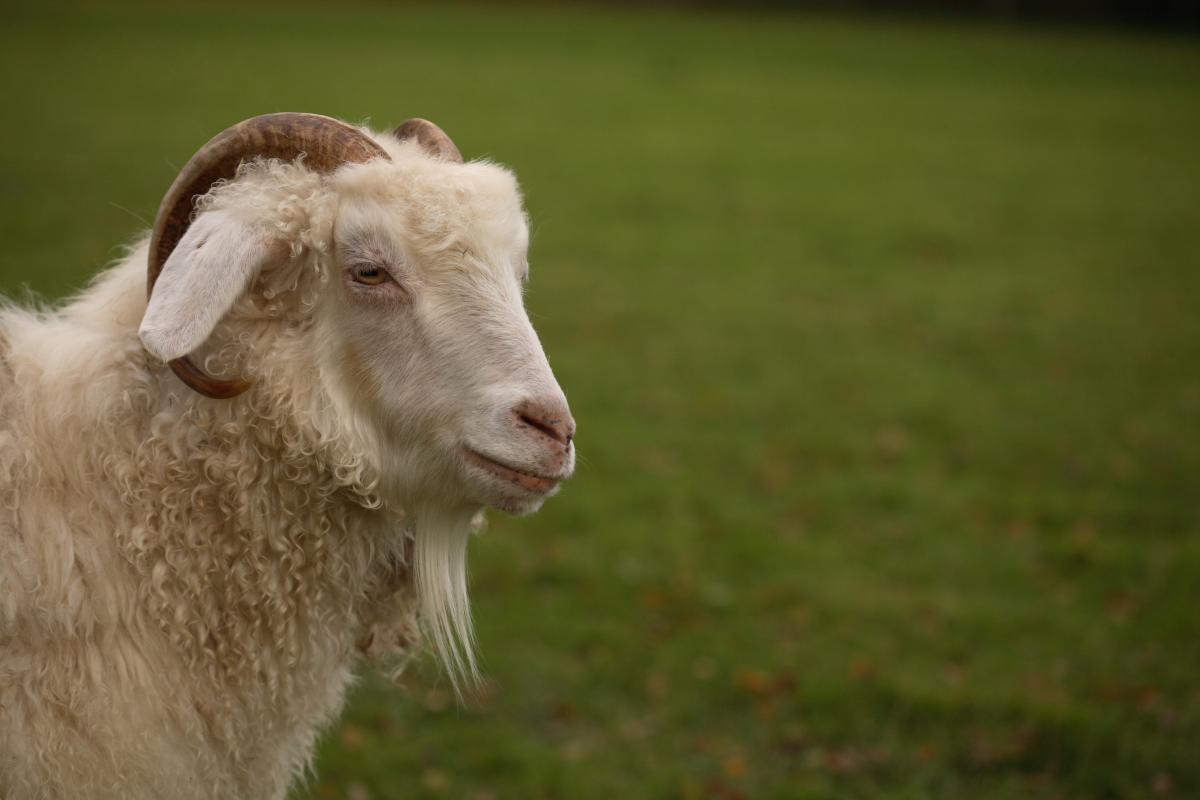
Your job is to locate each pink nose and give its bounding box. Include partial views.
[514,399,575,446]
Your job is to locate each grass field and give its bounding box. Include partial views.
[2,3,1198,798]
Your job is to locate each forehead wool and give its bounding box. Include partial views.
[198,142,527,266]
[332,147,528,260]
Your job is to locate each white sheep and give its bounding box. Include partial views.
[0,113,576,800]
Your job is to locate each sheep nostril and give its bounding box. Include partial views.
[514,400,575,446]
[519,412,558,441]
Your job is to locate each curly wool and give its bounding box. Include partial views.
[0,205,430,798]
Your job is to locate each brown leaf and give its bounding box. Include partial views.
[733,668,772,696]
[703,778,746,800]
[722,754,747,780]
[340,724,365,750]
[848,656,875,681]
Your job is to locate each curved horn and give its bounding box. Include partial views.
[393,118,463,163]
[147,112,390,399]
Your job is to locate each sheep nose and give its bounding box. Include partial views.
[514,398,575,447]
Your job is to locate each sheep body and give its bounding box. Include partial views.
[0,250,417,798]
[0,128,549,799]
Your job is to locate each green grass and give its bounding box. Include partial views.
[2,3,1198,798]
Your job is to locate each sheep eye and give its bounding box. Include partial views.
[350,263,389,286]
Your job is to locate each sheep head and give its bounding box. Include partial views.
[138,114,576,682]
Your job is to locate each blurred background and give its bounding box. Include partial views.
[1,2,1197,798]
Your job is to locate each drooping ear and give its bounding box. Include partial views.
[139,209,281,363]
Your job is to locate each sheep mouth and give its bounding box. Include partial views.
[463,448,561,495]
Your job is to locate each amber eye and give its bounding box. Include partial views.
[350,263,389,286]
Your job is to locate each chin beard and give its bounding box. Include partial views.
[412,503,484,693]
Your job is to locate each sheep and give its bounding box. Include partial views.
[0,113,576,800]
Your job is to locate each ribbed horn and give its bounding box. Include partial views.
[393,118,463,163]
[147,112,390,399]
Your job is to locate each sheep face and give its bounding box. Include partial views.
[140,147,576,518]
[321,156,575,516]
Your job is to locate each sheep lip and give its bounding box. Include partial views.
[463,448,560,494]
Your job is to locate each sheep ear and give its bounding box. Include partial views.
[139,210,281,362]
